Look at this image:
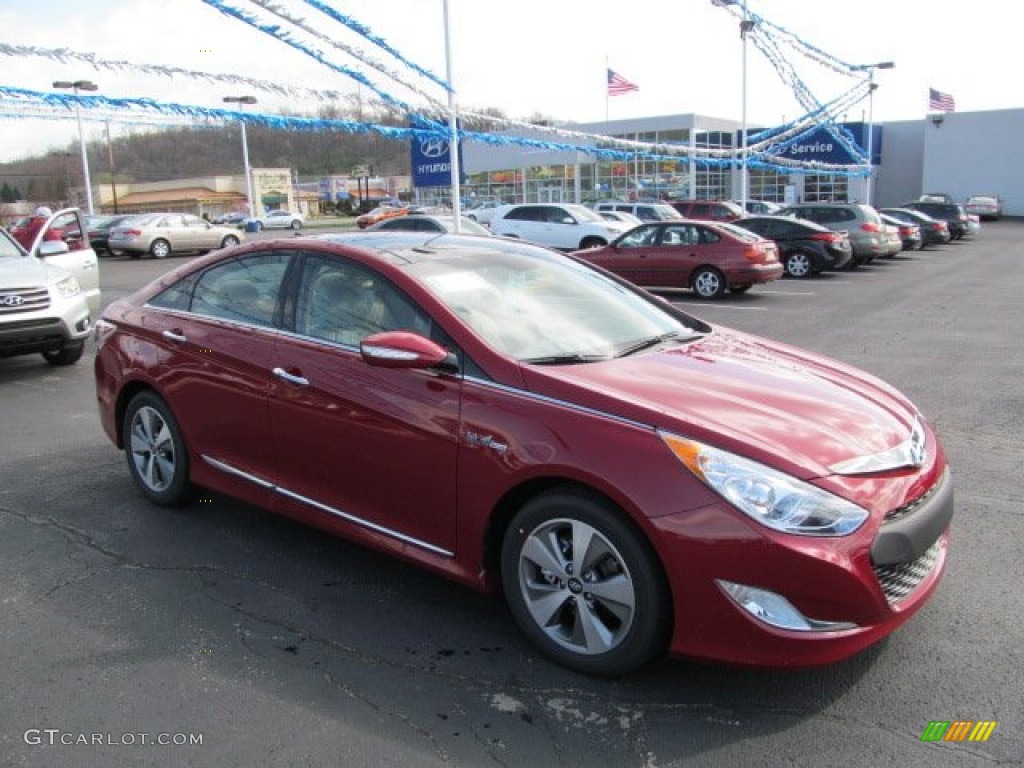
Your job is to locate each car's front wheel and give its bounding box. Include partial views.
[290,220,302,230]
[501,488,670,676]
[579,237,607,249]
[41,341,84,366]
[122,391,193,506]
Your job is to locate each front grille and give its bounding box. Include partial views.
[0,286,50,315]
[874,539,943,606]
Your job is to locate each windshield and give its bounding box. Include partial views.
[567,205,607,224]
[0,227,27,258]
[413,242,700,362]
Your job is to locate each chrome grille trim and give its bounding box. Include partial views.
[873,539,943,606]
[0,286,50,314]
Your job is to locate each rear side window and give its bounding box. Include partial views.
[505,206,543,222]
[189,252,291,327]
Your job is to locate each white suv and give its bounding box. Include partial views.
[0,208,100,366]
[490,203,633,250]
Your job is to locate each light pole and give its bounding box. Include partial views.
[852,61,894,206]
[712,0,755,211]
[53,79,98,215]
[223,96,257,218]
[442,0,462,231]
[105,120,119,214]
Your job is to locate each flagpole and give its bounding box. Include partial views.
[605,57,610,122]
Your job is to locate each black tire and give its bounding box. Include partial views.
[290,220,302,230]
[221,235,240,248]
[691,266,727,299]
[579,236,607,249]
[501,488,670,677]
[41,341,84,366]
[784,251,815,278]
[122,391,193,506]
[150,239,171,259]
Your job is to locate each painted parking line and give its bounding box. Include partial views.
[757,289,816,296]
[669,301,769,311]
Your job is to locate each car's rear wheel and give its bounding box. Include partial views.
[290,220,301,230]
[501,488,669,676]
[579,237,607,249]
[150,239,171,259]
[785,251,814,278]
[692,266,727,299]
[221,235,240,248]
[123,391,193,506]
[41,341,84,366]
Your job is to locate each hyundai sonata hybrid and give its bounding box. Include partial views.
[94,232,952,676]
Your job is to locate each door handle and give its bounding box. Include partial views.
[162,329,186,343]
[273,367,309,386]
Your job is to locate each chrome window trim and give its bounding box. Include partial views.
[202,454,454,558]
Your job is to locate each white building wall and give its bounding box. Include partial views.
[919,109,1024,216]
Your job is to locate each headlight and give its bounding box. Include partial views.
[661,433,869,536]
[55,275,81,298]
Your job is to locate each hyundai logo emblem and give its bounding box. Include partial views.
[419,138,449,158]
[1,294,25,307]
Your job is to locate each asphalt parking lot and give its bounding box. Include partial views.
[1,224,1021,767]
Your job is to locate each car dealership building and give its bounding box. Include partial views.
[458,109,1023,215]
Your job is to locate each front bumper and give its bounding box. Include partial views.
[653,469,952,666]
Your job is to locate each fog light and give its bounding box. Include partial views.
[718,580,857,632]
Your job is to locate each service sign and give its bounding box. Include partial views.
[762,122,879,166]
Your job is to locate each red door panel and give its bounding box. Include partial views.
[268,336,461,554]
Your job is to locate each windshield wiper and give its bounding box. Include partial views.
[522,353,611,366]
[615,331,700,358]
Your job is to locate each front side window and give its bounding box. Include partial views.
[296,253,430,346]
[618,225,659,248]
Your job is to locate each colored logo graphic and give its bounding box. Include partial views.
[921,721,997,742]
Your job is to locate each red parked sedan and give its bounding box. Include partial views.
[572,221,783,299]
[94,232,952,676]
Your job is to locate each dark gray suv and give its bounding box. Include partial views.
[776,203,886,266]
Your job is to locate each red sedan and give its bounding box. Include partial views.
[94,232,952,676]
[572,221,783,299]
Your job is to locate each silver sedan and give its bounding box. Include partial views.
[107,213,244,259]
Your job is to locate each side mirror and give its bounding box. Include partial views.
[360,331,454,370]
[37,240,70,258]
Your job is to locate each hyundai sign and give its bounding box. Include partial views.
[410,126,464,188]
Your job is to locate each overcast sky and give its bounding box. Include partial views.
[1,0,1018,165]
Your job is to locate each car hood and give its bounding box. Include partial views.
[519,328,921,480]
[0,256,70,287]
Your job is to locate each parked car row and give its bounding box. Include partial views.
[474,198,982,297]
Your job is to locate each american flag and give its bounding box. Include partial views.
[607,68,639,97]
[929,88,955,113]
